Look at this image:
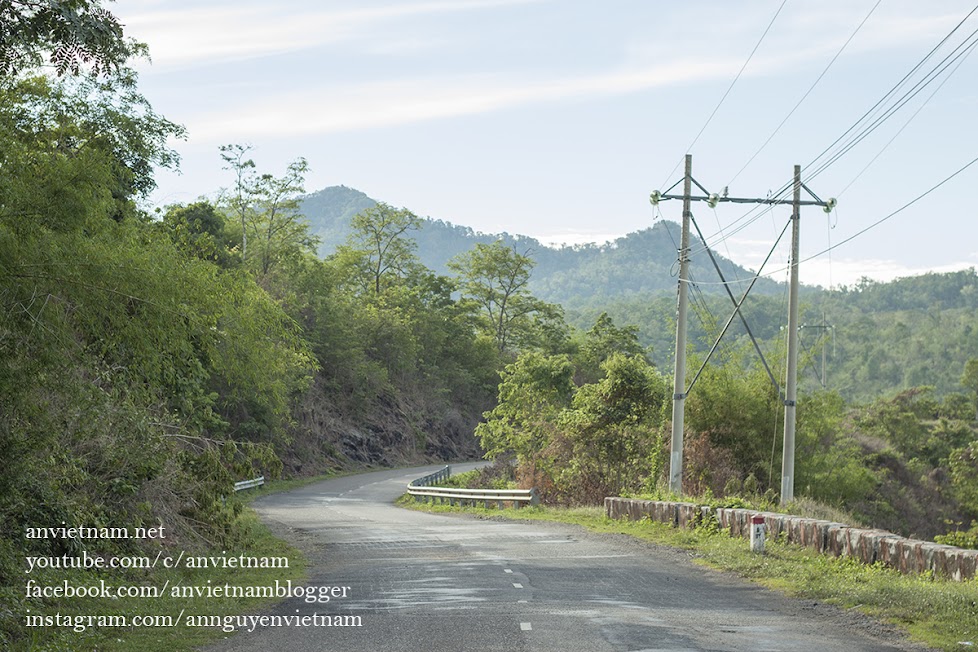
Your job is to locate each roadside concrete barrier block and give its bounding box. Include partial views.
[738,509,755,538]
[655,501,674,525]
[843,529,874,563]
[897,539,925,574]
[928,544,960,578]
[628,499,646,521]
[869,530,897,565]
[918,541,953,576]
[678,503,699,528]
[790,518,829,550]
[700,505,713,525]
[607,497,623,519]
[815,522,845,553]
[657,502,669,526]
[649,501,664,523]
[878,534,900,569]
[603,497,976,581]
[724,509,741,536]
[725,509,745,537]
[761,513,786,541]
[784,516,802,545]
[948,549,978,580]
[827,525,847,556]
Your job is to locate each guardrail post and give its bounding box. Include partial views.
[529,488,540,506]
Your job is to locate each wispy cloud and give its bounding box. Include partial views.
[123,0,543,67]
[187,57,751,140]
[178,1,975,141]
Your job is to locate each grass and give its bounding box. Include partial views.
[432,469,479,488]
[398,498,978,652]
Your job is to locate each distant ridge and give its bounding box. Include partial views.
[300,186,783,305]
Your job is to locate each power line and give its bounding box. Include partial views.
[694,4,978,255]
[801,154,978,264]
[806,24,978,183]
[683,154,978,285]
[803,4,978,182]
[660,0,790,186]
[727,0,883,187]
[689,196,785,257]
[837,35,978,197]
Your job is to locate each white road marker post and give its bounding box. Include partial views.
[750,515,766,553]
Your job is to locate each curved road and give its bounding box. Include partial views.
[206,465,930,652]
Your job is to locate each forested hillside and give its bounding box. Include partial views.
[571,268,978,400]
[301,185,782,304]
[302,186,976,402]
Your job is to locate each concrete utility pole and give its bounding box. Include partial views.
[781,165,801,505]
[669,154,692,495]
[652,161,833,501]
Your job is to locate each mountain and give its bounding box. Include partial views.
[298,187,978,400]
[300,186,783,306]
[300,185,377,249]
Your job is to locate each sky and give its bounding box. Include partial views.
[116,0,978,288]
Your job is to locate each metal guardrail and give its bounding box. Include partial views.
[234,476,265,492]
[407,466,539,509]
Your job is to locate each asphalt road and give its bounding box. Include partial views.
[204,464,931,652]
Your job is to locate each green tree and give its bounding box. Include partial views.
[0,0,142,76]
[950,443,978,516]
[0,73,185,222]
[574,312,648,383]
[962,358,978,421]
[250,157,314,278]
[218,146,315,278]
[338,203,423,294]
[219,143,256,263]
[560,353,667,496]
[475,352,575,461]
[161,201,238,267]
[449,240,553,353]
[684,345,784,486]
[795,390,876,507]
